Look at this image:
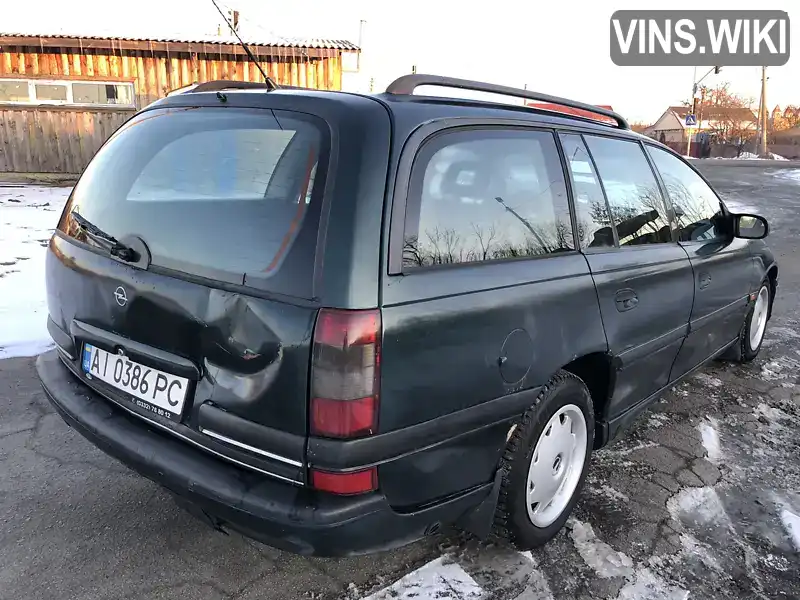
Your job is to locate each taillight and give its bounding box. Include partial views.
[310,309,381,439]
[310,468,378,495]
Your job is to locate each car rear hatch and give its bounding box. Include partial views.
[45,102,330,484]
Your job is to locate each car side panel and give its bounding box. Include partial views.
[379,255,606,508]
[748,239,776,278]
[670,238,756,380]
[748,239,778,303]
[584,246,694,420]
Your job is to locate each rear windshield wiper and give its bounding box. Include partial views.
[70,211,138,262]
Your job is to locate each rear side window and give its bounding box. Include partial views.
[559,134,614,249]
[403,128,573,269]
[59,107,326,291]
[584,136,673,246]
[645,145,725,241]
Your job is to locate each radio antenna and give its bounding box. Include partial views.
[209,0,278,90]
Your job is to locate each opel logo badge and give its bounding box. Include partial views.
[114,286,128,307]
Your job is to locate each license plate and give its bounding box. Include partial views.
[81,343,189,421]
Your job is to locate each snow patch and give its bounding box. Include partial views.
[517,551,556,599]
[590,484,630,503]
[569,519,634,578]
[647,413,670,428]
[699,417,722,464]
[608,441,659,457]
[762,553,791,572]
[767,326,800,340]
[570,520,689,600]
[777,169,800,183]
[361,556,483,599]
[679,533,723,572]
[755,403,790,423]
[717,151,788,161]
[613,568,689,600]
[0,185,71,360]
[667,487,729,527]
[779,509,800,551]
[761,362,786,381]
[759,355,800,381]
[693,373,723,387]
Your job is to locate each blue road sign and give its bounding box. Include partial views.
[685,114,697,127]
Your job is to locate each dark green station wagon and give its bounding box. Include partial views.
[37,74,777,556]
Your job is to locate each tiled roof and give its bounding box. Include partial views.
[0,31,359,50]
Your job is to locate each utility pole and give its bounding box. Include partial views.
[686,67,698,157]
[357,20,365,71]
[759,66,768,156]
[685,65,722,157]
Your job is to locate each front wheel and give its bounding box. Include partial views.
[494,371,594,550]
[736,281,771,362]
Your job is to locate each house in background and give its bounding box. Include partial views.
[0,31,360,174]
[773,126,800,158]
[644,105,757,147]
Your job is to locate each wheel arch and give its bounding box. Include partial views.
[766,263,778,319]
[561,352,616,449]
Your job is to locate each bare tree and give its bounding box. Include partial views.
[472,223,498,261]
[772,105,800,135]
[402,235,425,267]
[423,226,463,265]
[629,121,652,135]
[689,82,758,156]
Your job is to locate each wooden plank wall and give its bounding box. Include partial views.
[0,46,343,173]
[0,46,342,108]
[0,106,134,173]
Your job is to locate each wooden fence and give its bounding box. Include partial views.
[0,105,133,173]
[0,36,354,173]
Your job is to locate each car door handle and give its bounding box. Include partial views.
[615,288,639,312]
[699,273,712,289]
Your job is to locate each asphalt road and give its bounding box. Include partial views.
[1,165,799,600]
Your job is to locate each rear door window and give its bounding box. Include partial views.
[403,128,573,268]
[583,136,673,246]
[59,107,326,294]
[559,134,615,249]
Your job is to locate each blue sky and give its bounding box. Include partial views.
[4,0,798,123]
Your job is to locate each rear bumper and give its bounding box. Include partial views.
[36,350,490,556]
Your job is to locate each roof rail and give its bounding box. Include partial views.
[190,79,280,93]
[385,74,629,130]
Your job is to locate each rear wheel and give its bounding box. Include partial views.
[494,371,594,550]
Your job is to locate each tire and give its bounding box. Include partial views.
[734,280,771,363]
[494,370,594,550]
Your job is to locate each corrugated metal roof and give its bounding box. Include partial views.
[669,105,757,122]
[0,31,359,50]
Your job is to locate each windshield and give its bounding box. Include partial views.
[58,106,326,287]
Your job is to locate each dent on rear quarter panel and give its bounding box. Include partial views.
[45,237,317,444]
[378,254,607,508]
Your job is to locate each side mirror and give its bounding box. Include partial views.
[734,214,769,239]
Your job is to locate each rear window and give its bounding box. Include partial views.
[59,106,326,290]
